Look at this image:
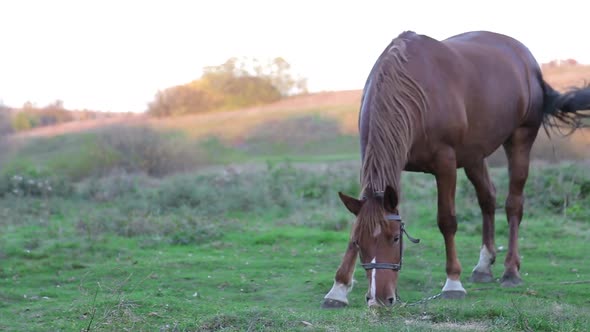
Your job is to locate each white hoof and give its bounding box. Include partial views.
[324,281,352,305]
[442,278,467,294]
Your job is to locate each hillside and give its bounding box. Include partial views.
[3,63,589,172]
[7,63,590,142]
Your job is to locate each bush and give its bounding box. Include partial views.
[92,125,201,177]
[525,162,590,219]
[1,125,205,182]
[0,173,73,198]
[152,161,359,216]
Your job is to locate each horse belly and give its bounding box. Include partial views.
[459,106,522,162]
[406,101,523,172]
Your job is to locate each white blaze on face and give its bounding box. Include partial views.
[372,224,382,238]
[367,257,377,306]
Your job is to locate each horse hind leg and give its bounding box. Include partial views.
[465,160,497,283]
[501,127,538,287]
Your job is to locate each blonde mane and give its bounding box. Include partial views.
[360,35,428,197]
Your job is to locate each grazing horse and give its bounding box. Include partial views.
[322,30,590,308]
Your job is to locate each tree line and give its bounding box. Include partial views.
[0,56,307,134]
[0,100,118,136]
[147,57,307,117]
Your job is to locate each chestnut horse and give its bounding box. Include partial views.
[322,30,590,308]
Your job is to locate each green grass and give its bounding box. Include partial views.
[1,161,589,331]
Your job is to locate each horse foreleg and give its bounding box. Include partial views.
[465,160,497,283]
[435,151,467,298]
[321,242,358,308]
[435,151,467,299]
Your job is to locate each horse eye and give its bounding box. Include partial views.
[392,235,401,243]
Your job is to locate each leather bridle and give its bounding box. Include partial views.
[359,193,420,272]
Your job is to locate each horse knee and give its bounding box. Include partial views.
[505,194,524,221]
[480,187,496,215]
[437,213,458,235]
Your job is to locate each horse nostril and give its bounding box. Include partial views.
[366,296,371,303]
[387,297,395,305]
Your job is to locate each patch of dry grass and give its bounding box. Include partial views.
[151,90,361,141]
[4,65,589,171]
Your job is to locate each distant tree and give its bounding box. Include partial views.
[148,84,222,117]
[201,58,281,107]
[12,111,35,131]
[265,57,307,96]
[40,99,73,125]
[147,56,306,117]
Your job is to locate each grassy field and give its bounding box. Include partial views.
[1,69,590,330]
[1,159,589,331]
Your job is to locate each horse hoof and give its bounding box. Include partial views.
[500,275,522,287]
[321,298,348,309]
[441,290,466,299]
[470,271,494,283]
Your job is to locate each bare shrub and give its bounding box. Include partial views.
[93,125,203,177]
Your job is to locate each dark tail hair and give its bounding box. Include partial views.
[542,81,590,135]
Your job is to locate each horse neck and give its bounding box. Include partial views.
[360,119,412,197]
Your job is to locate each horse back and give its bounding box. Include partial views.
[401,31,545,169]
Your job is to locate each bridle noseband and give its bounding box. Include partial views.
[359,193,420,272]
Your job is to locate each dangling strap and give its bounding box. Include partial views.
[385,214,420,243]
[402,226,420,244]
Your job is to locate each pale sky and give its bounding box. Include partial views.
[1,0,588,113]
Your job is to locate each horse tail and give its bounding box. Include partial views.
[541,80,590,134]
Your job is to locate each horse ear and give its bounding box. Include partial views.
[383,185,399,210]
[338,192,363,215]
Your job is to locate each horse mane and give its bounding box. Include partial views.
[352,197,389,242]
[360,33,428,197]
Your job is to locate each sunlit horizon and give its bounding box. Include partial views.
[1,0,589,113]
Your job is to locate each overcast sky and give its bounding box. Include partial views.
[1,0,588,112]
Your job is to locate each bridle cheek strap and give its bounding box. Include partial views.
[361,213,420,271]
[386,214,420,244]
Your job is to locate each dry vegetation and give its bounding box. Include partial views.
[9,114,145,140]
[152,90,361,140]
[3,63,589,165]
